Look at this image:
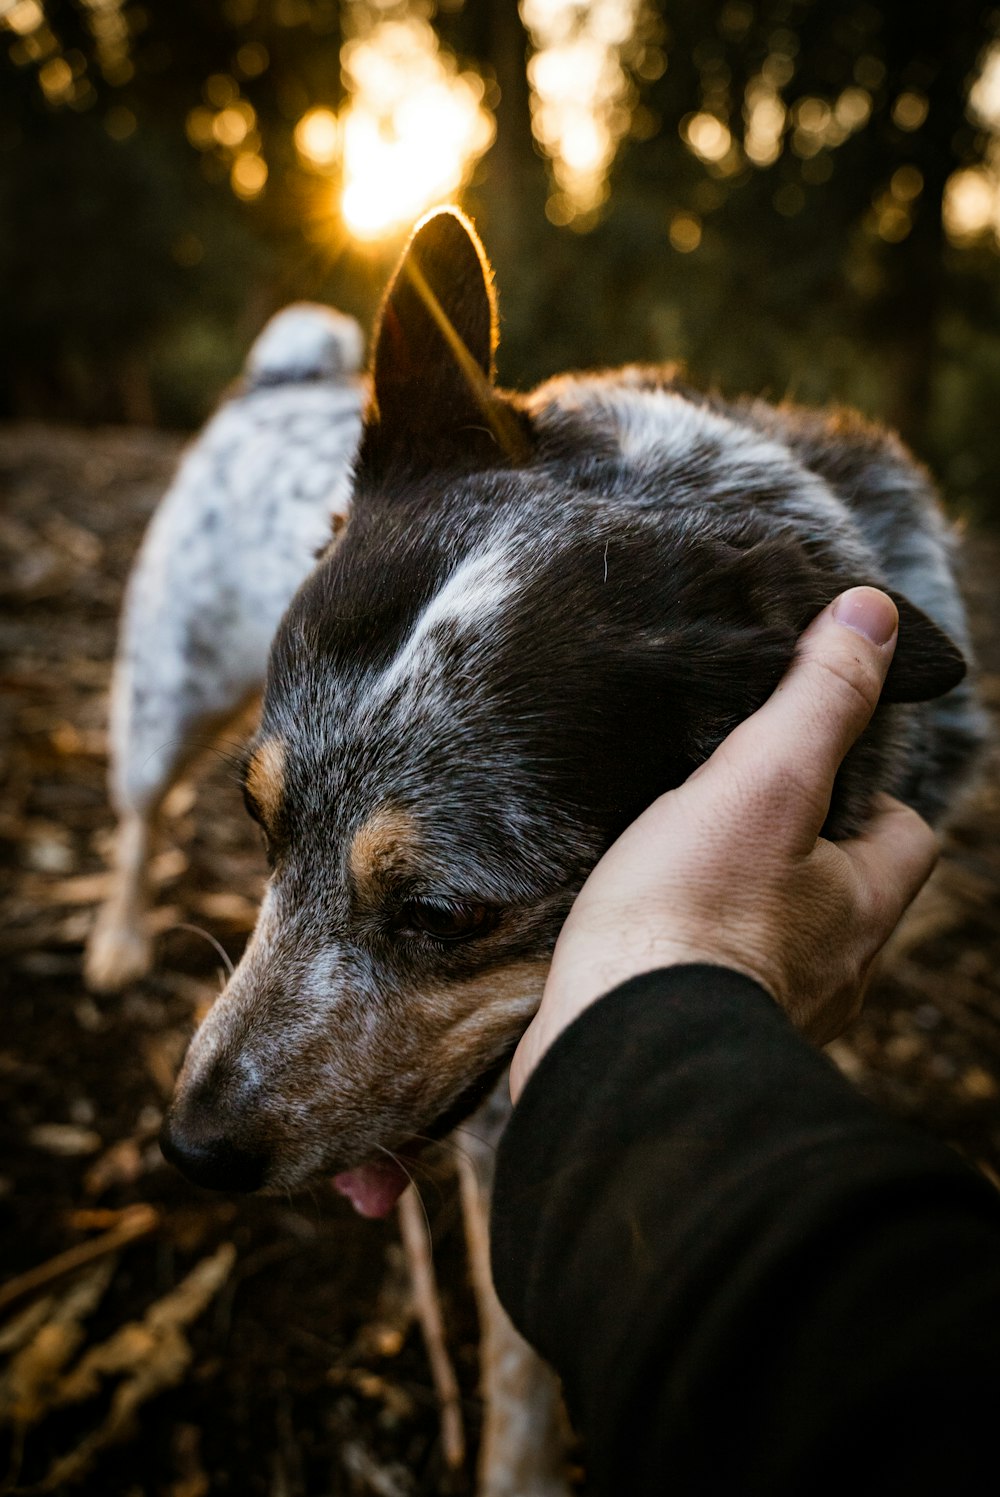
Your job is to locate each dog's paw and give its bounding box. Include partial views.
[84,905,153,992]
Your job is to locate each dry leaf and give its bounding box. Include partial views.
[34,1243,237,1491]
[28,1124,102,1157]
[42,515,103,566]
[0,1204,158,1316]
[41,872,112,906]
[141,1031,188,1100]
[150,847,188,885]
[0,1298,55,1359]
[147,903,182,934]
[193,891,258,926]
[50,722,107,758]
[340,1440,415,1497]
[23,826,75,875]
[170,1422,209,1497]
[327,1368,416,1422]
[958,1065,998,1101]
[161,780,197,819]
[0,1258,116,1426]
[83,1138,147,1198]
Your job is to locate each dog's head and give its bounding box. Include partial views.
[162,209,966,1209]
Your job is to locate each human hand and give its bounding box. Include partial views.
[511,587,939,1102]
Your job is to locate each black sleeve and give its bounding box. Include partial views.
[490,965,1000,1497]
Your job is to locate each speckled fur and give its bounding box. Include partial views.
[168,209,985,1198]
[110,304,365,811]
[164,212,986,1497]
[85,304,364,993]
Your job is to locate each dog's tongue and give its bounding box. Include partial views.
[332,1158,410,1218]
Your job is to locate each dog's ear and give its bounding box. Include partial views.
[679,537,967,702]
[665,535,967,719]
[880,592,967,702]
[361,206,529,472]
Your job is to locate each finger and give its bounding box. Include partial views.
[705,587,899,833]
[842,793,939,927]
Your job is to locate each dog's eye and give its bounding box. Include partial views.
[400,900,494,943]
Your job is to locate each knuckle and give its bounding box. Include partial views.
[811,649,883,722]
[892,799,938,854]
[736,747,815,824]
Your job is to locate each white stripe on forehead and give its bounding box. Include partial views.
[376,542,517,699]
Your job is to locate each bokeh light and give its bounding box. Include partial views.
[231,152,268,201]
[185,74,264,196]
[1,0,131,103]
[682,111,732,165]
[521,0,661,226]
[294,107,340,168]
[337,13,495,242]
[944,40,1000,248]
[944,167,997,245]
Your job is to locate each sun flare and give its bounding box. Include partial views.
[330,13,494,244]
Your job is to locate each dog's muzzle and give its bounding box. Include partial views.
[159,1095,267,1193]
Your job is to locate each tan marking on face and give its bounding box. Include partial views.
[421,959,549,1097]
[245,738,287,828]
[168,940,551,1189]
[348,805,421,902]
[427,959,549,1028]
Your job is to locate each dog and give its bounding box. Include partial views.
[161,207,985,1493]
[85,304,365,993]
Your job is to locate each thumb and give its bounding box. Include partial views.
[701,587,899,836]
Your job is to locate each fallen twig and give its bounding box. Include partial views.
[0,1260,116,1428]
[0,1204,158,1315]
[397,1187,465,1473]
[34,1242,237,1492]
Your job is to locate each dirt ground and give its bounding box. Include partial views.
[1,422,998,1496]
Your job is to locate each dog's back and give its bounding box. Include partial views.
[86,303,365,994]
[112,304,364,811]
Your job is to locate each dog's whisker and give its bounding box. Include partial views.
[168,921,236,979]
[389,1150,443,1192]
[377,1145,433,1244]
[137,733,253,779]
[407,1132,489,1175]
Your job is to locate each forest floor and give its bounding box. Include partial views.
[1,422,999,1497]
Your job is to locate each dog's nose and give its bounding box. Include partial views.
[160,1102,267,1193]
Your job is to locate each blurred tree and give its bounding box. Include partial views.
[1,0,998,521]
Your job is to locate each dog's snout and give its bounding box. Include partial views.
[160,1098,267,1193]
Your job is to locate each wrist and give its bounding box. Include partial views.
[512,922,777,1103]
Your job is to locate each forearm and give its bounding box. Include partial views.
[491,966,1000,1495]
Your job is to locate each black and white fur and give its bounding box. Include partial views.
[162,210,985,1494]
[86,304,365,992]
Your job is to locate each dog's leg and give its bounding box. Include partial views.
[84,806,156,993]
[85,688,262,994]
[457,1103,571,1497]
